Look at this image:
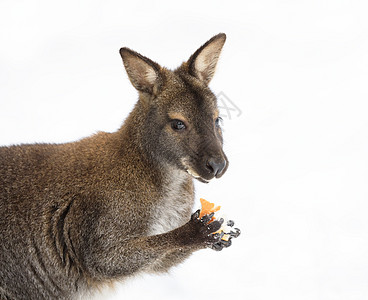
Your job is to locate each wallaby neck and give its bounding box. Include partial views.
[114,99,182,183]
[116,99,152,161]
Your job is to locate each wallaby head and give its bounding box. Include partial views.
[119,33,228,183]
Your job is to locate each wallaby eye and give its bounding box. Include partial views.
[215,117,223,127]
[171,119,186,131]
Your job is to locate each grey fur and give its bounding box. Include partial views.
[0,33,230,299]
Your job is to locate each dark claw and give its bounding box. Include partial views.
[211,242,224,251]
[212,232,221,239]
[191,209,200,220]
[210,235,235,251]
[227,220,235,227]
[230,228,241,238]
[213,231,225,240]
[212,231,224,241]
[201,212,215,224]
[221,238,232,248]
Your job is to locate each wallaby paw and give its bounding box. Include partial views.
[181,209,224,248]
[210,221,241,251]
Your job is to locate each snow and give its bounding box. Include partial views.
[1,0,368,299]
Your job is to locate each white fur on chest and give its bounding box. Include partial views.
[148,170,194,236]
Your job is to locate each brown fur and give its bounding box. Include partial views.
[0,33,229,299]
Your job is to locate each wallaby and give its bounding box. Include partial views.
[0,33,239,300]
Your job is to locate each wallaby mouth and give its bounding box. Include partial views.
[186,168,210,184]
[183,155,228,184]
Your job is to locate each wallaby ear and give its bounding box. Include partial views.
[187,33,226,85]
[119,47,161,94]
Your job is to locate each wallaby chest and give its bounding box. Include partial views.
[147,170,194,236]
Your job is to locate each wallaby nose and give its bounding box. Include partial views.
[206,158,226,178]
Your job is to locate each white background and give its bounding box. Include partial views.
[1,1,368,299]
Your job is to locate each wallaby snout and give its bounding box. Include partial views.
[206,156,227,178]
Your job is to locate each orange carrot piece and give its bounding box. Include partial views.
[199,198,221,220]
